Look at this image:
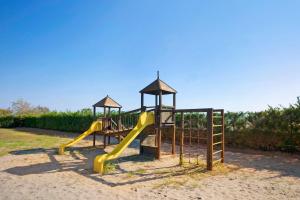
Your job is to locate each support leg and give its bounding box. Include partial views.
[103,135,106,148]
[93,133,96,147]
[172,124,176,155]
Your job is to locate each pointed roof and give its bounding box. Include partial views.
[140,78,177,95]
[93,95,122,108]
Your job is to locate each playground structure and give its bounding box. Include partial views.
[59,74,225,174]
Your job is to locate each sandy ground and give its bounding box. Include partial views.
[0,129,300,200]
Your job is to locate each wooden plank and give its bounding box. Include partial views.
[206,109,213,171]
[179,112,184,165]
[175,108,213,113]
[221,109,225,163]
[172,124,175,155]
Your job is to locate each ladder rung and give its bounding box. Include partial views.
[213,150,222,155]
[213,158,222,164]
[213,141,222,146]
[213,125,223,127]
[213,116,222,118]
[213,133,222,137]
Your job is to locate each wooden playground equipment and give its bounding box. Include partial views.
[59,72,224,173]
[87,73,225,171]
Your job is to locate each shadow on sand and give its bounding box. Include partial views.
[5,145,202,187]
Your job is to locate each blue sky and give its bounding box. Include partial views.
[0,0,299,112]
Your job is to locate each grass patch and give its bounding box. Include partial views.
[104,161,117,174]
[0,128,71,156]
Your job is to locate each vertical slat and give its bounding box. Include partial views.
[157,91,162,159]
[172,93,176,154]
[172,124,176,154]
[221,109,225,163]
[189,113,192,163]
[207,109,213,170]
[141,93,144,108]
[93,133,96,147]
[179,112,184,165]
[93,106,96,118]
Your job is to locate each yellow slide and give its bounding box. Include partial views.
[58,120,103,155]
[93,111,154,174]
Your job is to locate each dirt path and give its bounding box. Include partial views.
[0,134,300,200]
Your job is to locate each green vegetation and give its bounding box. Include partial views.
[0,128,70,156]
[0,98,299,152]
[104,161,117,173]
[225,98,300,151]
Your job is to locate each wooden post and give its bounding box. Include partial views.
[141,93,144,108]
[93,106,96,118]
[157,91,162,159]
[118,108,121,131]
[221,109,225,163]
[172,124,176,155]
[179,112,184,165]
[103,135,106,148]
[172,94,176,154]
[93,106,96,147]
[207,109,213,170]
[93,133,96,147]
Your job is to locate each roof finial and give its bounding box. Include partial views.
[157,70,160,79]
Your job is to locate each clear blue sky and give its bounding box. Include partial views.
[1,0,299,112]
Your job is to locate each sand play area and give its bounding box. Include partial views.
[0,128,300,200]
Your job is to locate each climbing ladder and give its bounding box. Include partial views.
[207,109,225,170]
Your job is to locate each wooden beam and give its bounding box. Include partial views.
[172,124,175,154]
[157,91,162,159]
[207,109,213,170]
[221,109,225,163]
[179,112,184,165]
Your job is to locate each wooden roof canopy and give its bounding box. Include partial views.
[93,95,122,108]
[140,73,177,95]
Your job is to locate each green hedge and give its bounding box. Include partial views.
[0,112,96,133]
[0,99,299,152]
[0,116,15,128]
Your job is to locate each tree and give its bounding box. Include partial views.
[0,108,12,116]
[10,99,50,115]
[11,99,31,115]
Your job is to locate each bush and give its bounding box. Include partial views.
[0,116,15,128]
